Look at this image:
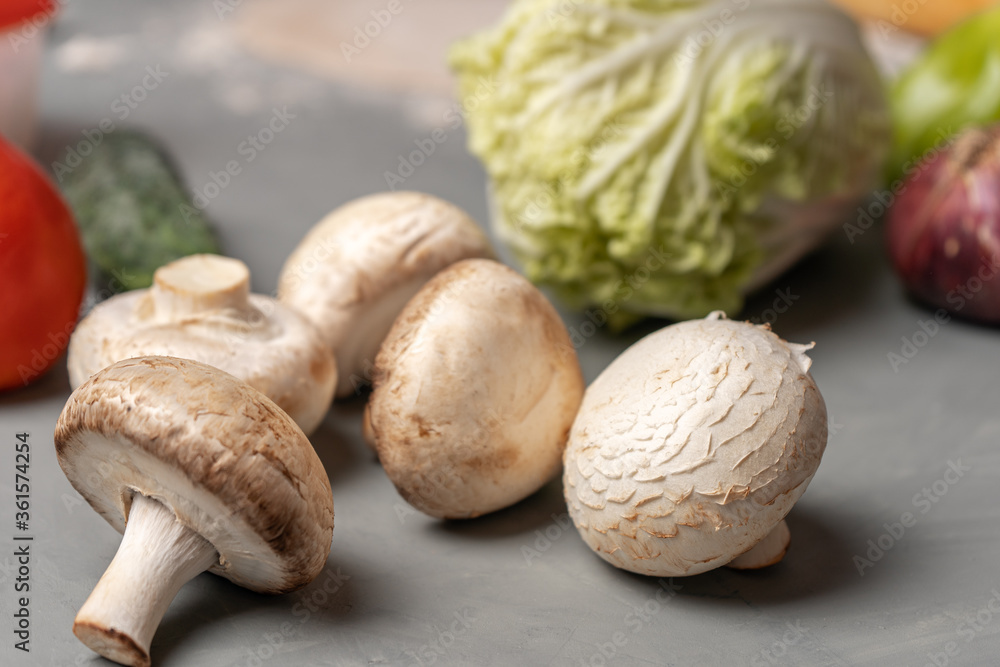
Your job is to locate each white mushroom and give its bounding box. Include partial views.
[564,312,827,576]
[368,259,585,519]
[278,191,494,399]
[67,254,336,435]
[55,356,335,667]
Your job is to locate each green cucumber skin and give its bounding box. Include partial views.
[61,130,221,291]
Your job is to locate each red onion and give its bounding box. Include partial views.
[886,125,1000,323]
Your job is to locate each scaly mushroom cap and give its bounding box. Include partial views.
[370,259,584,519]
[55,356,335,592]
[564,312,826,577]
[68,255,337,435]
[278,191,494,398]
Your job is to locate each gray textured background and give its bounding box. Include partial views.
[2,1,999,665]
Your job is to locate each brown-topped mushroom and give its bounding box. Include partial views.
[55,356,335,667]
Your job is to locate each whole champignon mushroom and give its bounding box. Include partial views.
[67,254,336,435]
[564,312,826,576]
[369,259,585,518]
[55,356,335,667]
[278,191,494,399]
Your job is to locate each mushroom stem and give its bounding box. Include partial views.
[726,519,791,570]
[150,254,250,323]
[73,493,219,667]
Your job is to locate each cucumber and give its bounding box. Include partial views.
[61,130,221,291]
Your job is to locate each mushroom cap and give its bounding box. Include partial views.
[68,256,336,435]
[369,259,584,519]
[564,313,827,577]
[278,191,494,398]
[55,356,335,593]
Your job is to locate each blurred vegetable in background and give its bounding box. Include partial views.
[452,0,890,326]
[0,133,86,391]
[889,7,1000,179]
[61,130,221,291]
[0,0,54,149]
[886,124,1000,323]
[0,0,53,30]
[830,0,999,36]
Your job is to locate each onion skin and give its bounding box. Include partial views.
[886,125,1000,324]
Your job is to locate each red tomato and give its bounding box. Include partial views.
[0,0,54,32]
[0,134,87,391]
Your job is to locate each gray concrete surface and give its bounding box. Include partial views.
[2,1,999,665]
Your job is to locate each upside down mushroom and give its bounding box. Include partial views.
[67,254,336,435]
[564,312,827,576]
[55,357,335,667]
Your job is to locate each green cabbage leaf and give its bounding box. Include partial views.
[452,0,889,325]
